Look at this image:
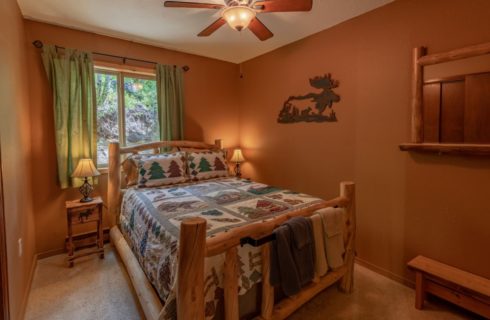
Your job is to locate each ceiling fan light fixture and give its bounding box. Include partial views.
[222,6,256,31]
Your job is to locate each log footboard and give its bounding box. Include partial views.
[178,182,356,320]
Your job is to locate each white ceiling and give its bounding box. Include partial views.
[18,0,393,64]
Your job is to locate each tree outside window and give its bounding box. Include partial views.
[95,69,159,167]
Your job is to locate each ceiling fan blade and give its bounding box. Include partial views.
[198,18,227,37]
[164,1,224,9]
[248,17,273,41]
[252,0,312,12]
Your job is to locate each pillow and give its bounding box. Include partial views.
[122,154,144,186]
[137,152,188,187]
[187,150,229,181]
[122,151,182,186]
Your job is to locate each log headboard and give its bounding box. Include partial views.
[107,139,223,226]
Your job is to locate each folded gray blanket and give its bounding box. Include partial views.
[270,216,315,296]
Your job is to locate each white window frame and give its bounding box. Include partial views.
[94,66,158,168]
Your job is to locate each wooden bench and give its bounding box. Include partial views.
[408,255,490,318]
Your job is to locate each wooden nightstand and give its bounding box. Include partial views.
[65,196,104,267]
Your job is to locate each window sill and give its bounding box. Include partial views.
[97,167,109,175]
[399,143,490,156]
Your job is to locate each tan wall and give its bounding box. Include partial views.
[24,20,240,254]
[0,0,37,318]
[239,0,490,281]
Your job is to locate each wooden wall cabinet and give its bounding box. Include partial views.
[399,42,490,156]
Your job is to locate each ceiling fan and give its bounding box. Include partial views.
[164,0,313,41]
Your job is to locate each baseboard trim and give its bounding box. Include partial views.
[18,253,37,320]
[37,228,110,260]
[37,248,65,260]
[355,257,415,289]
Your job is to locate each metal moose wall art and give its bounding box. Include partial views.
[277,73,341,123]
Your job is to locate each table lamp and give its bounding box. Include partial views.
[71,158,100,203]
[230,148,245,178]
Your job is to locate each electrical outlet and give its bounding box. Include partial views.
[18,238,23,257]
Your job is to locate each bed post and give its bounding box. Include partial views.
[214,139,222,149]
[261,243,274,319]
[339,181,356,293]
[108,141,121,226]
[224,247,239,319]
[178,217,206,320]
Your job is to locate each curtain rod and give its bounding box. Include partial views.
[32,40,190,72]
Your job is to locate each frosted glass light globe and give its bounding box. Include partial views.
[222,6,256,31]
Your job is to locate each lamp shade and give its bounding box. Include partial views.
[230,149,245,163]
[222,6,256,31]
[71,159,100,178]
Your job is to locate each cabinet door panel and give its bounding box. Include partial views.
[464,73,490,143]
[441,81,465,143]
[423,83,441,142]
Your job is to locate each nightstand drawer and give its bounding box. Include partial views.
[70,208,100,225]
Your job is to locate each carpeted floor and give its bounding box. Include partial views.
[25,245,481,320]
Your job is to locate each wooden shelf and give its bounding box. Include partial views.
[399,143,490,156]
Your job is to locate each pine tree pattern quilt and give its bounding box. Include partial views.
[187,150,229,181]
[137,152,188,187]
[119,177,323,319]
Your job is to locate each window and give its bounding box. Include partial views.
[95,68,159,166]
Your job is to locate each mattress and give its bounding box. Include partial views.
[119,177,323,319]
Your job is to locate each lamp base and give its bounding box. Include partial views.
[79,178,94,203]
[234,163,242,179]
[79,197,93,203]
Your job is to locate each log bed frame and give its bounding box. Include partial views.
[107,139,356,320]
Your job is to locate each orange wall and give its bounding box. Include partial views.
[0,0,37,318]
[24,20,240,254]
[239,0,490,281]
[18,0,490,294]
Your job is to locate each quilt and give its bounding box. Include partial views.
[119,177,323,319]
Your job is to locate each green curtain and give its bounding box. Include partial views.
[42,45,96,189]
[156,64,184,141]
